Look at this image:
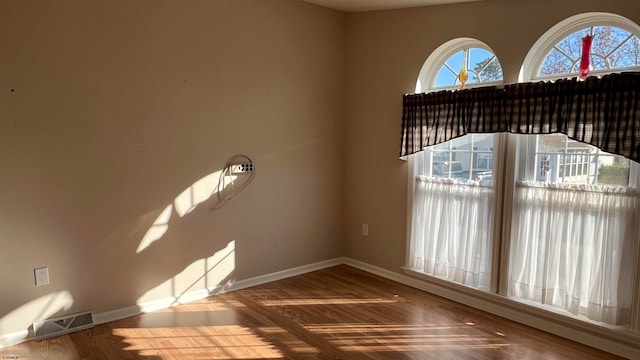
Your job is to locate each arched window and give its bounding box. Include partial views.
[416,38,503,92]
[539,26,639,77]
[408,39,503,292]
[521,12,640,80]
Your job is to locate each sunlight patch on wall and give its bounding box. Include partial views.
[174,171,237,217]
[137,240,236,310]
[136,169,238,253]
[137,204,173,253]
[0,291,73,345]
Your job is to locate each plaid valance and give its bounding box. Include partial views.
[400,72,640,162]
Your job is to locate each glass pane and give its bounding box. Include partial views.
[591,54,608,71]
[610,36,640,68]
[592,26,630,57]
[540,48,573,76]
[598,155,630,186]
[532,134,631,186]
[434,67,458,87]
[450,135,472,149]
[476,57,503,82]
[555,28,586,60]
[538,26,640,77]
[433,141,450,151]
[444,50,464,74]
[428,134,494,182]
[433,47,503,88]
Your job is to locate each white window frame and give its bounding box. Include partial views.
[512,13,640,330]
[407,38,505,292]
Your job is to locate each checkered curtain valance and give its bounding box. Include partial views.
[400,72,640,162]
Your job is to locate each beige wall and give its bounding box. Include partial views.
[343,0,640,269]
[0,0,346,335]
[2,0,639,341]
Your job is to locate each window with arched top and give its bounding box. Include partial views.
[513,13,640,328]
[521,12,640,81]
[409,39,503,293]
[416,38,503,92]
[539,26,640,77]
[434,47,503,87]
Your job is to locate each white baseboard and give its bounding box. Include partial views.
[222,257,346,293]
[343,258,412,284]
[343,257,640,360]
[94,257,346,325]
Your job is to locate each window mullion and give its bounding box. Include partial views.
[631,201,640,334]
[628,161,639,188]
[494,133,517,295]
[630,161,640,333]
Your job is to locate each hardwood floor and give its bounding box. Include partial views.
[0,265,625,359]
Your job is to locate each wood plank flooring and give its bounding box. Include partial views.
[0,265,626,359]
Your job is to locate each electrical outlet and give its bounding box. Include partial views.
[231,163,254,174]
[34,267,50,286]
[362,224,369,236]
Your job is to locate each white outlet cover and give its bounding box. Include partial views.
[34,267,50,286]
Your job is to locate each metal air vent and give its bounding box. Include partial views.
[33,311,94,341]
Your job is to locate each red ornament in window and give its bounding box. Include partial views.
[579,34,594,77]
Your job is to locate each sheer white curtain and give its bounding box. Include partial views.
[509,181,638,325]
[409,176,493,290]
